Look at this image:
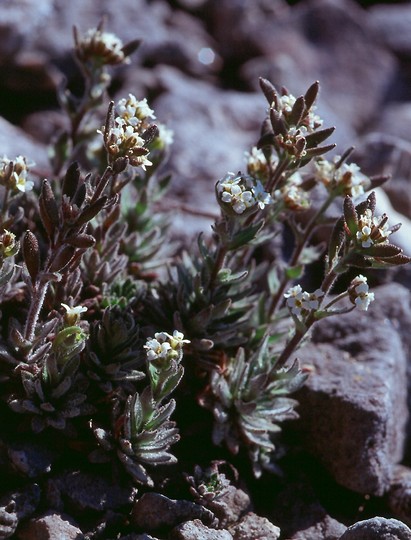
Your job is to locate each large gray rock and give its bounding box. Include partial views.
[234,0,397,133]
[369,4,411,57]
[295,283,410,496]
[339,517,411,540]
[131,492,214,532]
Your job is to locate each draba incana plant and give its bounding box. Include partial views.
[0,22,410,504]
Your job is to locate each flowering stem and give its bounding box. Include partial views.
[24,281,49,342]
[267,193,336,319]
[267,157,290,193]
[275,267,338,369]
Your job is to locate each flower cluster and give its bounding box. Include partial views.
[315,156,370,199]
[245,146,277,182]
[100,94,157,169]
[74,26,130,66]
[216,172,273,215]
[274,172,310,211]
[348,275,375,311]
[144,330,190,361]
[0,155,34,194]
[356,209,391,249]
[284,285,324,317]
[0,229,18,260]
[277,93,323,132]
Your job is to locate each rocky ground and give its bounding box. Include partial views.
[1,0,411,538]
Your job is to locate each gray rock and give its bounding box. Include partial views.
[295,283,410,496]
[236,0,397,133]
[388,465,411,528]
[270,479,347,540]
[0,484,41,539]
[16,512,83,540]
[339,517,411,540]
[369,4,411,57]
[46,471,136,512]
[152,66,264,203]
[171,519,233,540]
[204,485,251,529]
[131,492,215,531]
[229,512,281,540]
[0,116,49,171]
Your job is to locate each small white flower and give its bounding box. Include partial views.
[252,179,273,209]
[349,275,375,311]
[301,288,324,311]
[61,303,87,324]
[169,330,190,349]
[13,172,34,193]
[145,338,172,360]
[356,225,373,248]
[61,303,88,316]
[156,123,174,147]
[144,330,189,361]
[284,285,306,316]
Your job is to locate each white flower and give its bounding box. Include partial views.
[144,330,190,361]
[61,303,87,325]
[145,338,172,361]
[315,157,369,198]
[253,179,273,209]
[279,94,296,114]
[284,285,306,316]
[61,303,88,316]
[217,173,271,215]
[301,288,324,311]
[156,123,174,147]
[349,275,375,311]
[169,330,190,349]
[116,94,156,124]
[356,225,373,248]
[285,285,324,316]
[77,28,129,65]
[13,172,34,193]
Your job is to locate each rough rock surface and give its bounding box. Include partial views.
[16,512,82,540]
[295,283,410,495]
[339,517,411,539]
[131,492,215,531]
[270,478,347,540]
[229,512,281,540]
[171,519,233,540]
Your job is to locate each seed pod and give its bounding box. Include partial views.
[328,216,346,266]
[49,245,76,272]
[39,180,59,235]
[23,231,40,285]
[142,124,159,145]
[65,234,96,249]
[259,77,278,107]
[62,162,80,199]
[343,196,358,236]
[289,95,305,126]
[76,196,108,226]
[304,81,320,110]
[121,38,142,58]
